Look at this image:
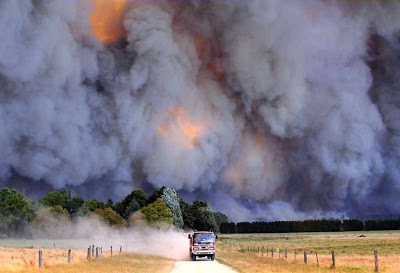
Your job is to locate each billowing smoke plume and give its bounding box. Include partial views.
[1,0,400,221]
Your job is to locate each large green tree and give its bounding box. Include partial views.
[39,190,70,208]
[123,199,141,219]
[213,212,229,232]
[180,200,218,231]
[116,189,149,218]
[180,199,195,228]
[161,188,184,229]
[148,186,166,204]
[139,200,173,226]
[84,200,105,214]
[39,189,84,216]
[0,187,35,236]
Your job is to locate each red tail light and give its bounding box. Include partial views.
[209,245,215,249]
[193,247,199,250]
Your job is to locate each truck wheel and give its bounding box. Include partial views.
[191,254,196,261]
[210,254,215,261]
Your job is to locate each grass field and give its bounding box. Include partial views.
[216,231,400,273]
[0,248,174,273]
[0,247,87,271]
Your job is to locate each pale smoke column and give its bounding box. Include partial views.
[0,0,400,220]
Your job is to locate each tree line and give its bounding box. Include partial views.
[220,219,400,234]
[0,186,228,237]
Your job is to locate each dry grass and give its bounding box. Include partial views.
[0,247,88,271]
[0,247,174,273]
[217,231,400,273]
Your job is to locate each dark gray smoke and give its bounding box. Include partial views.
[1,0,400,222]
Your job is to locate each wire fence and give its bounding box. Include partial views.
[221,240,380,272]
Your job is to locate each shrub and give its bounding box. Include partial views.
[31,205,71,237]
[129,211,148,227]
[92,208,126,228]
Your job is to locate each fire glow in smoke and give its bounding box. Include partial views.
[1,0,400,222]
[157,108,205,148]
[90,0,127,43]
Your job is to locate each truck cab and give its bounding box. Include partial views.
[188,231,216,261]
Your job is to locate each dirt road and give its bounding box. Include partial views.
[170,258,237,273]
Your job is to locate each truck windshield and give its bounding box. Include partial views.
[193,233,215,244]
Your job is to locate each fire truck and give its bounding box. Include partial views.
[188,231,217,261]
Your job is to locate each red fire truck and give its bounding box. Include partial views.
[188,231,217,261]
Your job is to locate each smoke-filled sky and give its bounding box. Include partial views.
[1,0,400,222]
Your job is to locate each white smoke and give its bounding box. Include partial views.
[1,0,400,220]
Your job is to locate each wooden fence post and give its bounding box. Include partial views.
[304,251,307,264]
[267,247,269,256]
[331,250,335,268]
[120,246,122,254]
[285,248,288,259]
[279,248,281,258]
[96,247,99,259]
[374,250,379,272]
[316,252,319,266]
[68,249,71,263]
[38,250,43,268]
[272,247,274,258]
[92,245,94,257]
[87,247,91,260]
[262,246,264,257]
[101,247,103,256]
[294,250,296,260]
[258,247,260,254]
[111,246,113,257]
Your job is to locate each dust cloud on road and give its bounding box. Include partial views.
[171,258,237,273]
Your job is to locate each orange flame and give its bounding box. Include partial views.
[157,108,204,148]
[90,0,127,43]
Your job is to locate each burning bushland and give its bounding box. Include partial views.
[1,0,400,221]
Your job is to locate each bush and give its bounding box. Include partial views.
[129,211,148,227]
[31,206,71,237]
[92,208,126,228]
